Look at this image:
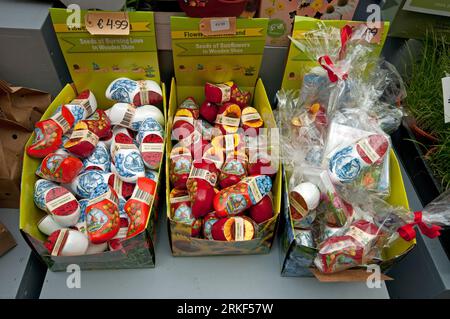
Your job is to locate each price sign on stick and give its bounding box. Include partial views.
[85,12,130,35]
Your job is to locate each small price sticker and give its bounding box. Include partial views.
[85,12,130,35]
[443,76,450,124]
[199,17,236,36]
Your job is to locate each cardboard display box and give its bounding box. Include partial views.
[166,16,282,256]
[19,9,166,271]
[278,17,414,280]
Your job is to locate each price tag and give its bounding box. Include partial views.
[199,17,236,36]
[85,12,130,35]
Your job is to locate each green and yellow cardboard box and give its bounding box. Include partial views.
[279,17,415,279]
[166,16,282,256]
[19,9,166,271]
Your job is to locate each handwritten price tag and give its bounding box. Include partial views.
[85,12,130,35]
[199,17,236,36]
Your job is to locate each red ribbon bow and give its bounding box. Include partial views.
[398,211,442,241]
[318,25,353,82]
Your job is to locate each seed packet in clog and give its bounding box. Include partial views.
[124,177,156,239]
[106,77,163,107]
[77,109,111,139]
[64,127,99,158]
[219,152,248,189]
[112,196,130,240]
[205,82,231,104]
[26,106,75,158]
[86,185,120,244]
[108,103,164,131]
[36,152,83,184]
[214,175,272,218]
[211,216,256,241]
[44,229,89,257]
[83,142,111,171]
[170,189,201,237]
[186,161,218,218]
[215,103,241,135]
[44,185,80,227]
[34,179,58,211]
[108,172,135,199]
[169,146,192,189]
[137,118,165,170]
[64,90,97,124]
[111,142,145,184]
[229,82,251,109]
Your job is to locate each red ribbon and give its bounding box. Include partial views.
[318,25,353,82]
[398,211,442,241]
[339,25,353,59]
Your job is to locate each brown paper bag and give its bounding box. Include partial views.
[0,222,17,256]
[0,80,51,131]
[0,119,32,208]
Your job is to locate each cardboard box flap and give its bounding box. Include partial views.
[170,16,268,103]
[311,268,393,282]
[50,8,161,107]
[281,17,390,91]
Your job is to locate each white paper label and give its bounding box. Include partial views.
[245,177,263,203]
[170,195,191,204]
[120,105,136,128]
[112,142,138,159]
[174,116,194,126]
[216,114,240,127]
[442,77,450,123]
[113,175,123,193]
[357,138,380,163]
[71,97,93,116]
[140,143,164,153]
[88,189,117,207]
[189,166,217,186]
[241,112,261,122]
[137,80,149,105]
[131,187,153,205]
[224,134,235,152]
[70,129,99,145]
[51,112,71,133]
[210,18,230,32]
[51,228,68,256]
[289,193,307,218]
[234,217,245,241]
[46,192,74,212]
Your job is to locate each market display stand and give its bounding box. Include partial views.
[0,209,46,298]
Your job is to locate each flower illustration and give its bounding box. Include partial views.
[276,1,285,10]
[311,0,323,11]
[265,7,275,17]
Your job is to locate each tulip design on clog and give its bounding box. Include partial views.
[214,175,272,218]
[215,103,241,135]
[69,170,113,198]
[169,146,192,189]
[328,134,389,184]
[64,126,99,158]
[229,82,251,109]
[83,141,111,171]
[137,118,165,170]
[205,82,232,104]
[26,106,75,158]
[36,152,83,184]
[86,185,120,244]
[124,177,156,239]
[108,103,164,131]
[106,77,163,107]
[111,127,145,183]
[186,161,218,218]
[79,109,111,139]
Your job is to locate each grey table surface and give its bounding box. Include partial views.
[0,209,31,298]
